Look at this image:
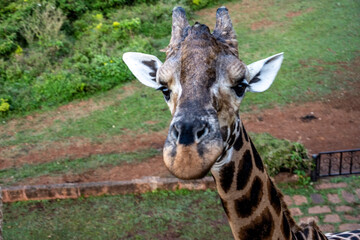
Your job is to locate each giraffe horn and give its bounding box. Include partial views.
[213,6,238,56]
[168,7,189,51]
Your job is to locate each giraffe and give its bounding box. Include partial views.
[123,6,360,240]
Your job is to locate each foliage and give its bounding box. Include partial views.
[0,98,10,116]
[250,133,313,176]
[1,0,359,118]
[20,2,66,45]
[0,0,208,118]
[294,169,312,187]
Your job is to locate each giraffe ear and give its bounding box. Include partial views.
[247,53,284,92]
[123,52,162,89]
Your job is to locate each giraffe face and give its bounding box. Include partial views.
[123,7,284,180]
[158,24,249,179]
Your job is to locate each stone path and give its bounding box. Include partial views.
[285,182,360,233]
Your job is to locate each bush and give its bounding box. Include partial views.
[0,0,214,118]
[250,133,313,176]
[33,71,84,106]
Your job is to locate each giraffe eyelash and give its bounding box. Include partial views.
[157,86,172,101]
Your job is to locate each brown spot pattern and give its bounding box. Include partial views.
[219,161,235,193]
[282,212,291,239]
[236,150,252,190]
[233,131,243,151]
[220,198,230,219]
[242,125,249,142]
[238,207,274,240]
[250,139,264,172]
[267,179,281,215]
[234,176,263,218]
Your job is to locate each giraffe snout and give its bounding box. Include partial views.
[163,116,224,180]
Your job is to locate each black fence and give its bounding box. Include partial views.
[311,149,360,181]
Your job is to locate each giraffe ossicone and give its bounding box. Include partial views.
[123,6,360,240]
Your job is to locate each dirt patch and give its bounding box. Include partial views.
[243,96,360,154]
[286,8,313,18]
[250,19,275,31]
[15,155,171,186]
[0,130,167,169]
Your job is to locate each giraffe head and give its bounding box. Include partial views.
[123,7,283,179]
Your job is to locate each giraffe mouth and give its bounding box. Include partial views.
[162,116,224,180]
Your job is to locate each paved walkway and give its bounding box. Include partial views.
[285,182,360,233]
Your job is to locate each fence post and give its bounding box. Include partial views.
[311,154,318,182]
[0,186,3,240]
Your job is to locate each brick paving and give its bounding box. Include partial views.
[355,189,360,199]
[283,179,360,233]
[315,182,348,190]
[289,207,303,216]
[310,193,324,204]
[335,205,353,212]
[342,190,356,203]
[324,214,341,223]
[339,224,360,232]
[327,193,341,204]
[293,195,308,205]
[308,205,331,214]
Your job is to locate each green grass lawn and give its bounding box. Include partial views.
[3,175,360,239]
[223,0,360,110]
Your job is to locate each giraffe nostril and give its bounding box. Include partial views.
[172,124,180,140]
[170,120,209,145]
[196,125,209,142]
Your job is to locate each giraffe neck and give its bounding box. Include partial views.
[211,120,327,240]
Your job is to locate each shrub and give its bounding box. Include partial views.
[85,55,134,91]
[0,0,213,118]
[0,98,10,115]
[33,71,84,107]
[21,2,66,45]
[250,133,313,176]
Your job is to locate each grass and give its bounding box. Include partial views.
[0,148,161,186]
[197,0,360,110]
[3,189,233,240]
[3,175,360,239]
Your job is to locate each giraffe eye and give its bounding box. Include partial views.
[157,86,172,101]
[231,82,249,97]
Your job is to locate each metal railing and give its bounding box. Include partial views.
[311,149,360,181]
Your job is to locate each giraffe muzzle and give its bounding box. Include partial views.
[163,117,224,179]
